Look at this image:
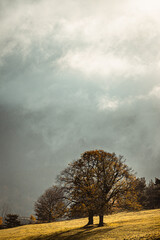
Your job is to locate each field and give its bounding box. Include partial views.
[0,209,160,240]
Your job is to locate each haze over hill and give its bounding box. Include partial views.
[0,0,160,216]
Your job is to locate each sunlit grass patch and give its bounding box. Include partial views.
[0,209,160,240]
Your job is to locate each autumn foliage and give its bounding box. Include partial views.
[34,149,159,226]
[58,150,140,226]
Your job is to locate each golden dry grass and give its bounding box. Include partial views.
[0,209,160,240]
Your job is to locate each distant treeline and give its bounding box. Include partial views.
[135,177,160,210]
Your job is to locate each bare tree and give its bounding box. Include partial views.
[0,203,11,221]
[34,185,66,222]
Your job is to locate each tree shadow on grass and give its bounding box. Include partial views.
[27,225,117,240]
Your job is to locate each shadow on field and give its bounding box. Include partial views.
[26,225,116,240]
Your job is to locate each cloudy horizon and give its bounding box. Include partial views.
[0,0,160,216]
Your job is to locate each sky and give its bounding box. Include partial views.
[0,0,160,216]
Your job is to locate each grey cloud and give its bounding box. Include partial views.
[1,0,160,216]
[1,79,160,215]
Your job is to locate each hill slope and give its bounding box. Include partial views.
[0,209,160,240]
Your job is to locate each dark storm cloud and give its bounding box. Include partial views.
[1,0,160,215]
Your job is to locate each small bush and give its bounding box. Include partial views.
[5,214,21,228]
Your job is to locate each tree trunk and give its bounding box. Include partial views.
[98,215,104,227]
[87,211,94,225]
[49,212,52,222]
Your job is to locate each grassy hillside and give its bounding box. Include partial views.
[0,209,160,240]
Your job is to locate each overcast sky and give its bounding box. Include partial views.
[0,0,160,216]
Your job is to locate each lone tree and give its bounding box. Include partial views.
[34,185,66,222]
[58,150,140,226]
